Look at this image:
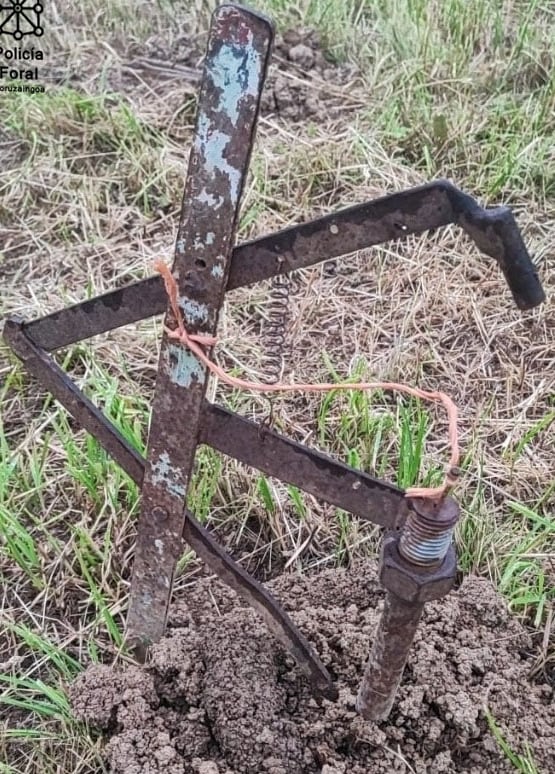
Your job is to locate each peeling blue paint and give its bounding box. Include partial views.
[192,233,215,249]
[192,36,262,210]
[198,188,224,208]
[176,238,186,254]
[166,343,205,389]
[210,39,262,124]
[211,264,224,278]
[151,451,187,498]
[178,296,209,324]
[195,115,241,203]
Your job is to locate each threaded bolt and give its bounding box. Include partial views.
[399,497,459,566]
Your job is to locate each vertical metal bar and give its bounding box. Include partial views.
[126,5,273,652]
[355,592,424,721]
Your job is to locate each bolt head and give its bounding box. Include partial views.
[379,536,457,603]
[152,506,169,521]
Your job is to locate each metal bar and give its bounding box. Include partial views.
[3,317,145,485]
[355,591,424,720]
[182,512,337,699]
[4,315,408,527]
[231,179,457,289]
[20,181,544,353]
[457,205,545,309]
[23,275,166,352]
[200,403,408,529]
[22,182,452,350]
[126,5,274,650]
[3,316,335,697]
[232,179,542,308]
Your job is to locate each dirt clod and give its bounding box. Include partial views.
[70,567,555,773]
[259,29,361,122]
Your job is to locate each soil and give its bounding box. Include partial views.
[259,28,362,122]
[70,566,555,774]
[100,27,361,124]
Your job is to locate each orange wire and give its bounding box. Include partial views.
[154,260,460,501]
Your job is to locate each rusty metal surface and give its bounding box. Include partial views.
[457,204,545,310]
[4,315,409,528]
[23,276,168,352]
[200,402,408,528]
[2,321,408,527]
[356,509,459,721]
[233,179,544,309]
[4,317,460,709]
[355,591,425,721]
[3,317,146,485]
[380,534,458,604]
[3,316,337,697]
[22,181,545,352]
[126,5,274,650]
[2,1,543,715]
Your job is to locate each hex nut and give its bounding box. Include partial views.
[379,536,457,603]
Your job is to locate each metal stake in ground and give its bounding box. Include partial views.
[356,497,459,720]
[125,5,274,655]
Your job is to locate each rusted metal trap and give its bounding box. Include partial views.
[3,4,546,720]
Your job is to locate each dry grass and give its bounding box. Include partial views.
[1,1,554,771]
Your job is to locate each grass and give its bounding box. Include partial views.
[257,0,555,200]
[1,0,554,771]
[485,708,541,774]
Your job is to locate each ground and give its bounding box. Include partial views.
[0,2,554,773]
[70,570,555,774]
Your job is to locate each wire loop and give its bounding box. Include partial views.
[155,260,460,501]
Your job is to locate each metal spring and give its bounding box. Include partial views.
[399,504,457,566]
[262,272,292,386]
